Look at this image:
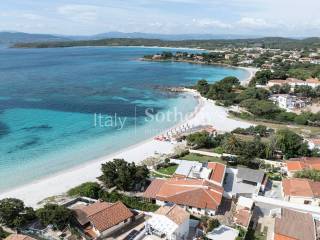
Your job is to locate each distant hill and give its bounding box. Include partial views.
[82,32,259,41]
[13,36,320,50]
[0,32,70,44]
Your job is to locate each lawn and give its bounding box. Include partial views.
[157,164,178,175]
[181,153,225,164]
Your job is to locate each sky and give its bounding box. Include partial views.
[0,0,320,37]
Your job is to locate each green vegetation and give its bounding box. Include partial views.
[156,164,178,175]
[0,198,36,229]
[67,182,102,199]
[36,204,72,230]
[232,125,274,137]
[181,153,225,164]
[206,218,220,232]
[294,169,320,181]
[0,226,10,239]
[13,37,320,51]
[100,191,159,212]
[186,131,214,148]
[98,159,149,191]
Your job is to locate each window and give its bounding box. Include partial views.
[304,200,311,205]
[197,208,201,211]
[124,219,128,223]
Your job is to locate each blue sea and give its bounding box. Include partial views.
[0,46,249,191]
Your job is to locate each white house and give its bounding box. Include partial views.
[145,205,190,240]
[206,225,239,240]
[269,94,307,111]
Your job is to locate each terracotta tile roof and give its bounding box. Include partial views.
[143,179,166,199]
[306,78,320,84]
[5,235,35,240]
[207,162,226,185]
[310,138,320,145]
[274,233,298,240]
[286,157,320,172]
[282,178,320,198]
[73,201,133,232]
[151,178,223,210]
[155,204,190,225]
[275,208,316,240]
[234,209,251,228]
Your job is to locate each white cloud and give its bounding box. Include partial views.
[57,4,99,23]
[192,18,231,29]
[237,17,273,29]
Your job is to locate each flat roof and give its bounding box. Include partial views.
[207,225,239,240]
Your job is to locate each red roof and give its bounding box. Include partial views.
[143,179,166,199]
[282,178,320,198]
[234,209,251,228]
[207,162,226,185]
[286,157,320,172]
[145,178,223,210]
[74,201,133,232]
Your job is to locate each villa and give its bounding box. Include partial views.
[267,78,320,89]
[171,160,226,186]
[282,178,320,206]
[143,178,223,216]
[308,139,320,150]
[285,157,320,177]
[72,201,134,238]
[223,167,267,199]
[269,94,308,111]
[145,204,190,240]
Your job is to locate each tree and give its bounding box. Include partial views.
[250,70,272,85]
[36,204,71,230]
[222,135,242,154]
[0,198,36,229]
[207,218,220,232]
[186,131,213,148]
[196,79,209,96]
[275,129,309,158]
[99,159,149,191]
[67,182,102,199]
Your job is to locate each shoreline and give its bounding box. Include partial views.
[141,58,258,84]
[0,90,253,207]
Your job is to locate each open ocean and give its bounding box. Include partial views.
[0,46,249,191]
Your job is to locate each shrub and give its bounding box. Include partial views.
[67,182,102,199]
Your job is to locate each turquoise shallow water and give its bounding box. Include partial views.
[0,46,249,191]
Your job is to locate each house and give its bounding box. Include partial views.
[171,160,226,186]
[206,225,239,240]
[267,78,320,89]
[223,167,267,199]
[143,178,223,216]
[285,157,320,177]
[145,204,190,240]
[5,235,36,240]
[273,208,316,240]
[269,94,307,111]
[306,78,320,88]
[282,178,320,206]
[234,197,254,229]
[308,139,320,150]
[72,201,133,238]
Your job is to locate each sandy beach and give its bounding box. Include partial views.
[0,89,252,207]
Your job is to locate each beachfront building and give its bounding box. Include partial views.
[272,208,317,240]
[5,235,36,240]
[72,201,133,238]
[308,139,320,150]
[285,157,320,177]
[171,160,226,186]
[282,178,320,206]
[145,205,190,240]
[269,94,307,111]
[143,178,223,216]
[267,78,320,89]
[223,167,267,199]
